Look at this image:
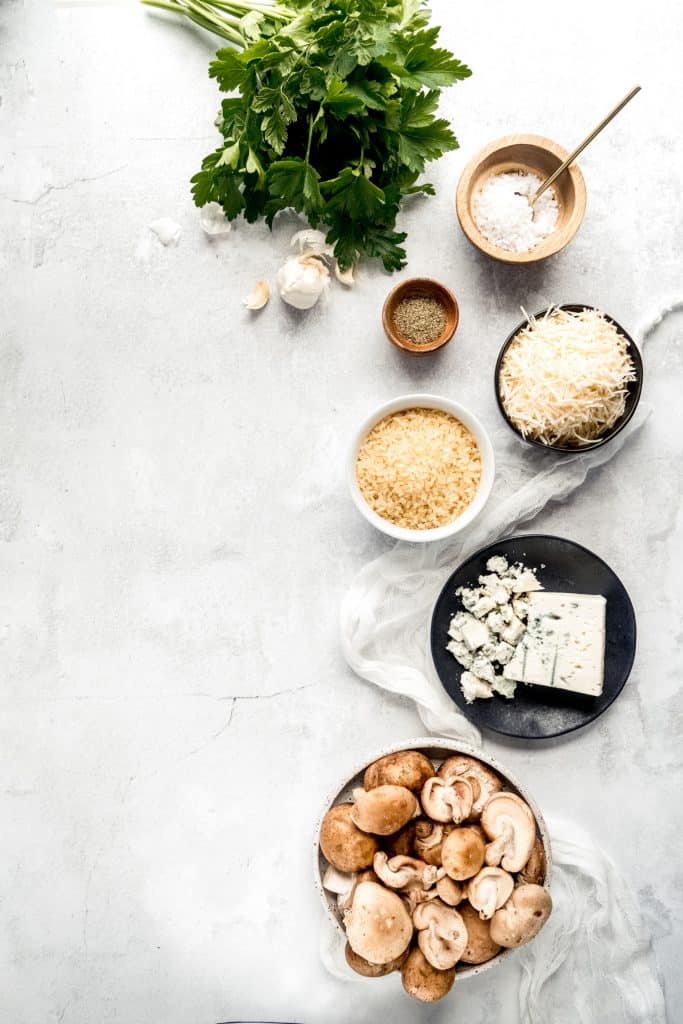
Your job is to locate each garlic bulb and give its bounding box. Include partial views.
[276,254,329,310]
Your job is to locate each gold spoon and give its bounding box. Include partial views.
[529,85,641,207]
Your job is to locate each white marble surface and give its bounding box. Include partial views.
[2,1,682,1021]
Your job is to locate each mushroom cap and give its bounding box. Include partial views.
[351,785,418,836]
[438,755,503,818]
[489,883,552,948]
[467,866,515,920]
[519,835,547,885]
[413,899,468,970]
[345,941,409,978]
[441,827,486,881]
[320,803,379,872]
[459,902,502,964]
[383,819,418,858]
[373,852,439,891]
[344,881,414,965]
[481,792,536,873]
[435,876,464,907]
[421,777,474,824]
[364,750,434,793]
[413,820,454,866]
[400,946,455,1003]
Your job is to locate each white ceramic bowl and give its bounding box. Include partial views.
[348,394,495,543]
[314,737,552,985]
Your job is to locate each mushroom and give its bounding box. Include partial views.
[459,902,502,964]
[335,867,379,912]
[322,865,355,904]
[438,755,502,818]
[364,751,434,793]
[441,827,486,881]
[344,881,413,965]
[413,899,468,970]
[467,867,515,920]
[351,785,418,836]
[400,946,455,1003]
[489,883,552,948]
[519,835,547,885]
[320,803,378,872]
[481,792,536,873]
[383,820,417,858]
[345,941,409,978]
[421,777,473,824]
[435,876,464,907]
[373,852,441,892]
[413,820,454,866]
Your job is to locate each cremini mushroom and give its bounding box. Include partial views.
[345,941,409,978]
[421,777,473,824]
[459,902,502,964]
[351,785,418,836]
[413,820,454,866]
[435,876,464,907]
[320,803,378,872]
[467,866,515,920]
[364,750,434,793]
[413,899,468,970]
[373,852,441,892]
[383,820,418,858]
[441,827,486,881]
[344,881,413,964]
[489,883,552,948]
[401,946,455,1003]
[519,835,547,885]
[481,792,536,873]
[438,755,502,818]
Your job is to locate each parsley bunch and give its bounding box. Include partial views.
[143,0,471,270]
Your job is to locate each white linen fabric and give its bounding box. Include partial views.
[333,313,677,1020]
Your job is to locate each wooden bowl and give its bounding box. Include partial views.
[382,277,459,353]
[456,134,587,264]
[494,304,644,453]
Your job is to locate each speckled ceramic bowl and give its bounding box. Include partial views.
[313,737,552,985]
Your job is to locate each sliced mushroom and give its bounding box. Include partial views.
[344,881,414,965]
[467,867,515,920]
[364,750,434,793]
[320,803,378,872]
[489,884,552,948]
[435,876,464,907]
[421,777,473,824]
[481,792,536,873]
[441,827,486,881]
[351,785,418,836]
[373,852,441,892]
[401,946,455,1003]
[413,820,454,866]
[519,835,547,885]
[345,941,408,978]
[438,755,502,818]
[383,820,417,858]
[413,899,468,970]
[459,902,502,964]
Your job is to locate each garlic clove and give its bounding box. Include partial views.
[335,263,355,287]
[200,202,232,237]
[244,279,270,310]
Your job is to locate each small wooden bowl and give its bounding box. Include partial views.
[382,277,459,354]
[456,134,587,264]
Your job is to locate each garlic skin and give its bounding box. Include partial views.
[149,217,182,247]
[277,254,329,310]
[244,280,270,310]
[290,228,334,259]
[200,202,232,237]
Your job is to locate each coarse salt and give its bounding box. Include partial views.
[473,171,558,253]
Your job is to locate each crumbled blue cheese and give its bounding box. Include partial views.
[461,671,494,702]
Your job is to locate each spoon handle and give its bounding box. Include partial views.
[531,85,641,205]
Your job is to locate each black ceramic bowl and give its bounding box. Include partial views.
[494,304,644,453]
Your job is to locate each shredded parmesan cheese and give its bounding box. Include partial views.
[356,408,482,530]
[498,307,637,447]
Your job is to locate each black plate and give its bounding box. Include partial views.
[430,535,636,739]
[494,304,644,453]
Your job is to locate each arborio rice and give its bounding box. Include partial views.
[356,408,482,530]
